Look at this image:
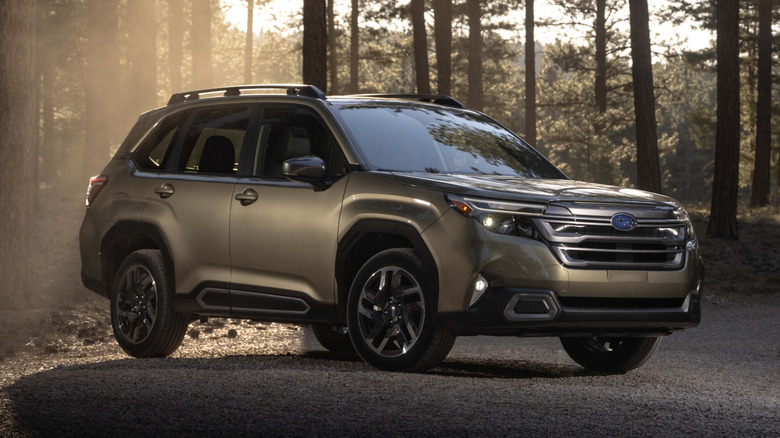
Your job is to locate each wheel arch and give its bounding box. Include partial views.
[100,220,175,294]
[335,219,439,320]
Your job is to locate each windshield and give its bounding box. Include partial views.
[335,103,565,178]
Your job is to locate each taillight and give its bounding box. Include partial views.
[86,175,108,206]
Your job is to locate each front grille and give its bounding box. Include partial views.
[535,203,687,270]
[513,298,551,314]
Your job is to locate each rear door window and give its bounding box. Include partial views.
[177,106,258,175]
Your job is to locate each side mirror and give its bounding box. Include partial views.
[283,156,328,190]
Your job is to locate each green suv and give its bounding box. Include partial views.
[80,85,703,373]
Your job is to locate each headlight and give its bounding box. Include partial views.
[674,207,698,250]
[446,194,543,239]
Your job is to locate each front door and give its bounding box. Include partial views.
[229,104,350,320]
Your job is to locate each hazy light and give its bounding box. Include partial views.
[221,0,713,55]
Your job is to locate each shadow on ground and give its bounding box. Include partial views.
[5,352,584,436]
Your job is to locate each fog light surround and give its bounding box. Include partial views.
[469,274,489,308]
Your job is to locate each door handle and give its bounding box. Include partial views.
[235,188,258,206]
[154,183,175,199]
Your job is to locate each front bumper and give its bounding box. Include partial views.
[435,287,701,337]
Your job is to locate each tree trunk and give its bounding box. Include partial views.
[328,0,337,94]
[525,0,536,147]
[411,0,431,94]
[467,0,482,110]
[433,0,452,96]
[0,1,37,308]
[191,0,213,89]
[245,0,254,84]
[303,0,327,92]
[595,0,607,115]
[169,0,183,92]
[629,0,661,193]
[350,0,359,93]
[128,0,157,115]
[750,0,771,207]
[41,56,56,184]
[83,0,119,178]
[709,0,740,238]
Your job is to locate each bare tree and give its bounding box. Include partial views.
[467,0,482,110]
[169,0,184,92]
[328,0,338,93]
[350,0,359,92]
[525,0,536,147]
[433,0,452,95]
[709,0,740,238]
[37,2,55,184]
[0,1,37,308]
[303,0,327,91]
[191,0,213,88]
[128,0,157,115]
[629,0,661,193]
[245,0,254,84]
[750,0,771,207]
[411,0,431,94]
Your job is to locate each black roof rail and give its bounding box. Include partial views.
[348,93,466,109]
[167,84,326,105]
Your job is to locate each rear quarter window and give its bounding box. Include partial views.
[133,111,187,171]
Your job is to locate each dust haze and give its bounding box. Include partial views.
[0,1,304,316]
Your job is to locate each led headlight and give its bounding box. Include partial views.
[446,194,544,239]
[674,207,699,251]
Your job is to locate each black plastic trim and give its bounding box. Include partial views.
[435,287,701,337]
[173,282,337,323]
[335,219,439,320]
[81,273,108,298]
[99,220,176,291]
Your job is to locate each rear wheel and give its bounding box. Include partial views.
[110,249,188,358]
[560,336,661,373]
[347,248,455,372]
[311,324,354,352]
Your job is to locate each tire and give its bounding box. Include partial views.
[110,249,188,358]
[347,248,455,372]
[560,336,662,373]
[311,324,354,352]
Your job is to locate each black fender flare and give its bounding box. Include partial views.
[100,220,175,289]
[335,219,439,319]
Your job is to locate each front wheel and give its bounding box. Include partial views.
[560,336,662,373]
[110,249,188,358]
[347,248,455,372]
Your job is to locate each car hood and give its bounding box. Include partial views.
[392,173,679,207]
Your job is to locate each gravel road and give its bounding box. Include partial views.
[1,293,778,437]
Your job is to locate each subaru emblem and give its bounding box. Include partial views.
[611,213,637,231]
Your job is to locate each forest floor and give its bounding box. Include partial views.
[0,189,778,363]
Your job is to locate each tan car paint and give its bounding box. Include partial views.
[141,174,236,295]
[229,175,350,304]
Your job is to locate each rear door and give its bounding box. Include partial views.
[229,104,350,319]
[141,104,260,308]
